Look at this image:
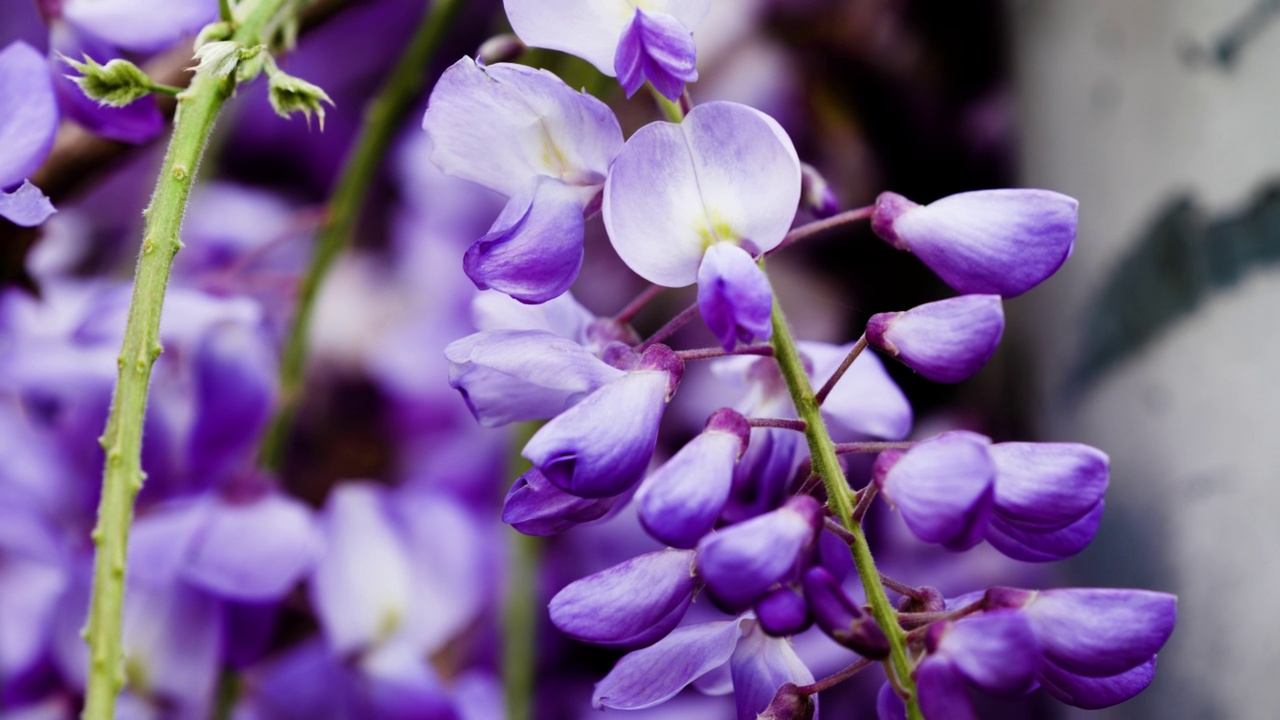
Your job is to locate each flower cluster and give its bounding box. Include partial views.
[423,3,1177,719]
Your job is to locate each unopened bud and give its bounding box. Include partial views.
[756,586,812,637]
[803,567,890,659]
[800,163,840,219]
[897,585,946,614]
[758,683,815,720]
[265,57,333,130]
[476,34,526,66]
[63,55,154,107]
[190,41,244,79]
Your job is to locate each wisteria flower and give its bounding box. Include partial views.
[604,101,801,349]
[504,0,711,100]
[0,41,58,227]
[424,58,623,302]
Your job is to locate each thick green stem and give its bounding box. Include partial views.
[257,0,466,472]
[81,3,293,719]
[769,297,923,720]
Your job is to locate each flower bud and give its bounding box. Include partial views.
[696,496,822,613]
[865,295,1004,383]
[758,683,815,720]
[549,549,697,649]
[875,431,995,550]
[697,242,773,351]
[266,61,334,129]
[756,586,811,637]
[802,567,889,659]
[62,55,155,107]
[501,468,618,535]
[896,585,946,614]
[800,162,840,219]
[871,189,1078,297]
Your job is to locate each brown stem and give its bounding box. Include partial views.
[769,204,875,255]
[796,657,874,695]
[834,441,917,455]
[814,335,867,405]
[636,302,698,350]
[675,344,773,361]
[613,283,663,324]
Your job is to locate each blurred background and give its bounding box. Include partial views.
[2,0,1276,718]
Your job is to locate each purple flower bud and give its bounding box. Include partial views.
[549,549,696,649]
[897,585,946,614]
[800,162,840,219]
[523,362,676,498]
[990,442,1109,531]
[865,295,1005,383]
[875,431,996,550]
[758,683,815,720]
[697,242,774,351]
[802,567,890,658]
[501,467,618,535]
[614,9,698,101]
[696,496,822,613]
[923,613,1040,695]
[871,189,1078,297]
[756,586,811,637]
[637,408,748,548]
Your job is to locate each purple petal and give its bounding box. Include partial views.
[915,658,978,720]
[309,484,413,656]
[501,467,619,535]
[355,641,458,720]
[446,329,624,428]
[990,442,1109,530]
[696,496,822,613]
[876,682,907,720]
[697,243,773,351]
[187,321,277,487]
[120,579,223,712]
[1038,656,1157,710]
[984,501,1104,562]
[593,619,745,710]
[523,369,670,498]
[637,417,745,548]
[872,189,1078,297]
[930,612,1040,694]
[471,290,594,341]
[730,623,816,720]
[63,0,217,52]
[802,566,888,658]
[865,295,1004,384]
[804,342,913,440]
[0,41,58,188]
[604,102,801,286]
[505,0,711,76]
[1024,588,1177,678]
[614,10,698,101]
[182,491,321,602]
[876,431,995,549]
[423,58,621,199]
[723,426,802,524]
[549,549,697,648]
[0,180,56,227]
[463,177,585,303]
[0,507,67,679]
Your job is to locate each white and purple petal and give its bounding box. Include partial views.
[63,0,218,53]
[729,623,816,720]
[604,102,801,287]
[614,9,698,101]
[549,549,697,648]
[445,329,624,427]
[865,295,1004,384]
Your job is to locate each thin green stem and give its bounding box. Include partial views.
[504,421,542,720]
[650,84,685,123]
[769,297,923,720]
[82,3,293,719]
[257,0,466,472]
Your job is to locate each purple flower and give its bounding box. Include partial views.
[984,586,1177,708]
[874,431,996,550]
[800,162,840,219]
[501,467,620,536]
[755,586,811,637]
[871,189,1078,297]
[637,407,749,548]
[916,612,1041,718]
[604,102,800,343]
[549,549,697,648]
[696,495,823,612]
[60,0,218,53]
[0,41,58,227]
[522,345,681,498]
[802,566,889,658]
[503,0,711,101]
[865,295,1005,384]
[423,58,623,302]
[445,329,624,427]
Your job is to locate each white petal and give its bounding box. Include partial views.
[504,0,635,74]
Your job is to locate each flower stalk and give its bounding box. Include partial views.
[769,296,923,720]
[82,1,296,718]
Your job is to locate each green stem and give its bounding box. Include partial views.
[504,532,540,720]
[769,297,923,720]
[81,3,293,719]
[257,0,466,472]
